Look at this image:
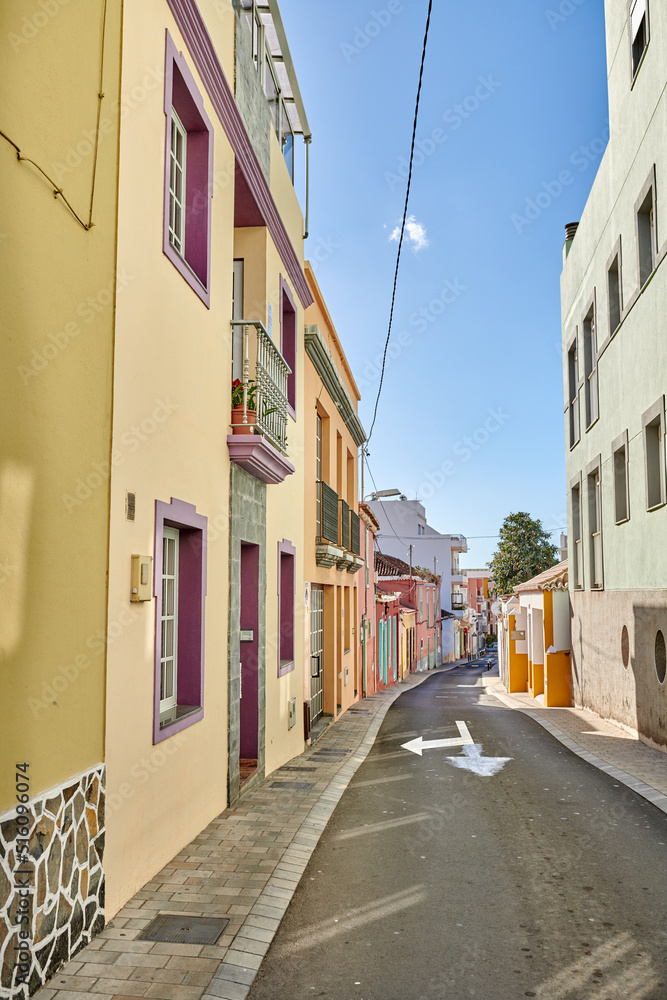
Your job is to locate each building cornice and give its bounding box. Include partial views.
[305,324,366,446]
[165,0,313,310]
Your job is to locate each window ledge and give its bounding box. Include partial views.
[227,434,295,484]
[614,516,630,525]
[160,704,200,729]
[585,415,600,433]
[647,500,666,513]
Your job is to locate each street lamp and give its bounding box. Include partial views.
[364,488,404,500]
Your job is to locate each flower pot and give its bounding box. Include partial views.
[231,404,257,434]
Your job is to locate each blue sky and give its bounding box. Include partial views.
[280,0,609,568]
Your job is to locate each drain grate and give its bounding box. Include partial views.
[280,765,317,772]
[139,914,229,945]
[270,781,314,790]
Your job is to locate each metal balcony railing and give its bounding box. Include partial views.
[451,593,465,610]
[317,481,339,545]
[231,320,291,453]
[339,499,350,551]
[350,510,361,556]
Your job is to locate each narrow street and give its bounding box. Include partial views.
[247,666,667,1000]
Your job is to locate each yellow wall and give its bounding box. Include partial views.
[302,266,362,720]
[104,0,237,916]
[507,614,529,693]
[0,0,122,808]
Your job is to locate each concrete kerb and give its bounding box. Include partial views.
[204,669,439,1000]
[484,678,667,818]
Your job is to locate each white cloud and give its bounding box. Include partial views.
[389,214,429,252]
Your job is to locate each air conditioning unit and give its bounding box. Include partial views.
[288,697,296,729]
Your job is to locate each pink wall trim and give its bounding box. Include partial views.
[153,497,208,744]
[277,539,296,677]
[163,32,213,307]
[280,276,297,418]
[164,0,314,310]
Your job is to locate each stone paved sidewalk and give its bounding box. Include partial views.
[485,675,667,812]
[31,670,436,1000]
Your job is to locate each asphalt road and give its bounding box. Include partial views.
[247,666,667,1000]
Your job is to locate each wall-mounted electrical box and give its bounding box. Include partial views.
[131,555,153,602]
[288,697,296,729]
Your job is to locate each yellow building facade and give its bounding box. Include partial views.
[1,0,314,990]
[303,264,366,737]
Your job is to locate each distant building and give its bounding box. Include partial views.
[375,553,440,676]
[366,499,467,662]
[464,569,496,638]
[561,0,667,748]
[497,561,571,706]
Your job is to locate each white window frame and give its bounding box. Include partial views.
[169,109,187,257]
[160,526,180,716]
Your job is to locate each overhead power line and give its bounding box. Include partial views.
[367,0,434,444]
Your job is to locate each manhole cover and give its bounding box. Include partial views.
[139,914,229,945]
[270,781,314,790]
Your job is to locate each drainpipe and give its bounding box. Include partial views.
[304,137,311,240]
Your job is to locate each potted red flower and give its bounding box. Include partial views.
[231,378,257,434]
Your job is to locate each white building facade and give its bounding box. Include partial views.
[366,499,467,662]
[561,0,667,749]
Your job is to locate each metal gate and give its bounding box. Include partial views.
[310,585,324,723]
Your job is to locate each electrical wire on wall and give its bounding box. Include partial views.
[367,0,434,444]
[0,0,108,231]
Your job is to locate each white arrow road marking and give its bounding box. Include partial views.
[445,743,513,777]
[401,721,473,756]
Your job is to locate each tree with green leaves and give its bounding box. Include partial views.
[489,512,558,595]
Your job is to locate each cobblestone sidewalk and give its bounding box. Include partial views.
[31,670,435,1000]
[485,676,667,812]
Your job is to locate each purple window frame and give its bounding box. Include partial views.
[280,277,297,418]
[277,539,296,677]
[163,31,214,308]
[153,497,208,743]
